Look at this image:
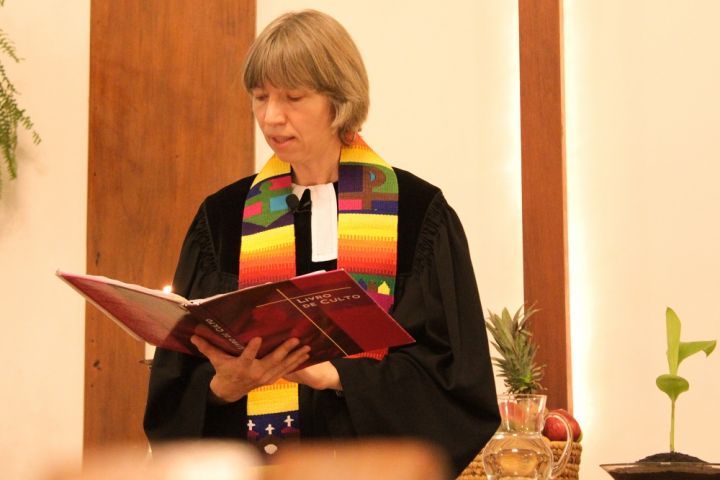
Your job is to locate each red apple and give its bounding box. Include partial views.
[542,408,582,441]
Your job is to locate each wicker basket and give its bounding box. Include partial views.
[457,441,582,480]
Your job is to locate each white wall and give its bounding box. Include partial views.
[0,1,89,479]
[256,2,525,356]
[565,1,720,478]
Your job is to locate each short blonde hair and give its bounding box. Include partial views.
[243,10,369,144]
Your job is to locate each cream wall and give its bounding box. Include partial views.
[2,2,714,478]
[1,2,521,478]
[12,2,718,480]
[256,2,525,354]
[565,1,720,478]
[0,1,89,479]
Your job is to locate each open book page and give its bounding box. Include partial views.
[56,270,201,355]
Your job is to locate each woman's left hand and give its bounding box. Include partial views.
[284,361,342,391]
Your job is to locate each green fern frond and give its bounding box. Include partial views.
[0,30,21,63]
[0,16,41,196]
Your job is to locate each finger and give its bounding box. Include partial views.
[238,337,262,363]
[262,338,302,364]
[267,353,311,386]
[261,343,309,374]
[191,335,231,365]
[194,323,215,336]
[261,346,311,382]
[284,351,311,374]
[284,345,311,368]
[190,334,211,354]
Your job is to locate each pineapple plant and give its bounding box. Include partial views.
[485,305,582,441]
[477,306,581,480]
[485,305,544,394]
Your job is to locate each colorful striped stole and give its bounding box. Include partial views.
[238,135,398,453]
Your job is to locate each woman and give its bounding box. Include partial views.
[144,9,499,475]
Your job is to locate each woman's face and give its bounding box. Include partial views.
[251,83,341,171]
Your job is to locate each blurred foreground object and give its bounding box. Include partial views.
[44,440,261,480]
[264,440,451,480]
[43,439,448,480]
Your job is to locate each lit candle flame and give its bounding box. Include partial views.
[162,285,173,294]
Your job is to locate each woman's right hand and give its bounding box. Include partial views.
[190,335,310,404]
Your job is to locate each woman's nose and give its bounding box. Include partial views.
[263,98,286,125]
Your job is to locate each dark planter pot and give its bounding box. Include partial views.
[601,462,720,479]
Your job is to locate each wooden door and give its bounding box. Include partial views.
[86,0,256,452]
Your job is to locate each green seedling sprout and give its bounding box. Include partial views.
[655,307,716,452]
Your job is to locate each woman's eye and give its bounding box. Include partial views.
[287,94,304,102]
[251,91,268,102]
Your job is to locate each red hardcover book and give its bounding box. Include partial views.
[57,269,414,368]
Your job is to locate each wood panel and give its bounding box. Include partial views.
[518,0,572,410]
[86,0,255,452]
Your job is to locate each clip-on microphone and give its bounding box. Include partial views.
[285,188,312,214]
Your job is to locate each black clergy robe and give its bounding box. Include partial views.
[143,167,500,476]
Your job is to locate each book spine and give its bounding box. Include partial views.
[187,302,245,354]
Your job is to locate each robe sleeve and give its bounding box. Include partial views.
[330,192,500,475]
[143,202,247,442]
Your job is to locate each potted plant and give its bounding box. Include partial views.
[601,307,718,479]
[458,306,582,480]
